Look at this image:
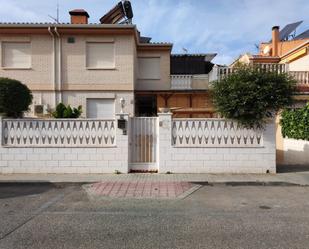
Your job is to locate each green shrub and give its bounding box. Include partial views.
[0,77,33,118]
[212,66,296,128]
[52,103,82,119]
[280,103,309,141]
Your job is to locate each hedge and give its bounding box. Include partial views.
[280,103,309,141]
[0,77,33,118]
[212,65,296,129]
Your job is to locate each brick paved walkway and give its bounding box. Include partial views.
[85,181,199,199]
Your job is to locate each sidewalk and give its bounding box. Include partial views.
[1,170,309,186]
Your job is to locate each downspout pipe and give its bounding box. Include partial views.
[54,27,62,103]
[48,27,57,108]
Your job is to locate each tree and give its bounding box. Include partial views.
[0,78,33,118]
[212,65,296,128]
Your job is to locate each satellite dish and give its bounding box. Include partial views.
[263,45,270,55]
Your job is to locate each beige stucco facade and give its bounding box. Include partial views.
[0,24,172,117]
[0,35,53,90]
[30,91,134,118]
[61,35,135,90]
[136,50,171,91]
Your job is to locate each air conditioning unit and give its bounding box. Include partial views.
[34,104,49,116]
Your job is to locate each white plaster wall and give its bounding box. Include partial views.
[158,114,276,174]
[288,54,309,71]
[0,115,129,174]
[0,114,277,174]
[283,138,309,165]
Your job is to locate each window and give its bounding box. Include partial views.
[2,42,31,68]
[138,57,161,79]
[86,99,115,119]
[86,42,115,69]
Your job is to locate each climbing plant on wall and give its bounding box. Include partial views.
[280,103,309,141]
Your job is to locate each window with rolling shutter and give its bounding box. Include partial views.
[86,42,115,69]
[2,42,31,68]
[138,57,161,79]
[86,99,115,119]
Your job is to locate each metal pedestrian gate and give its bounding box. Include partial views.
[129,117,158,172]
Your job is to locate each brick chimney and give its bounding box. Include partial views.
[272,26,280,57]
[69,9,89,24]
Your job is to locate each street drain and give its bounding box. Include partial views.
[259,205,272,210]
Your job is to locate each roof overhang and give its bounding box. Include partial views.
[280,41,309,63]
[0,23,173,50]
[171,53,217,62]
[250,56,281,63]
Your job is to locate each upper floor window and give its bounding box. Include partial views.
[138,57,161,80]
[1,42,31,69]
[86,42,115,69]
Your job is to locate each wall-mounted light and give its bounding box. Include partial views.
[120,98,125,114]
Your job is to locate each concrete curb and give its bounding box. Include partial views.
[0,180,308,187]
[207,181,308,187]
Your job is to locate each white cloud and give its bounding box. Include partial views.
[133,0,309,64]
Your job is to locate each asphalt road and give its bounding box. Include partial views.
[0,182,309,249]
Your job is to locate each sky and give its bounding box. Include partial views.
[0,0,308,65]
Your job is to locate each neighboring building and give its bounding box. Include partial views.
[229,21,309,166]
[231,21,309,96]
[0,2,216,119]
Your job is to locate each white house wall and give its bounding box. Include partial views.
[288,54,309,71]
[282,138,309,166]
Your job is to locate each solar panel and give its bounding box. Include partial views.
[294,29,309,40]
[279,21,303,41]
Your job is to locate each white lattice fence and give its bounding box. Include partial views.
[2,119,116,147]
[172,119,263,147]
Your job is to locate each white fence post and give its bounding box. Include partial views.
[158,112,172,173]
[116,113,129,173]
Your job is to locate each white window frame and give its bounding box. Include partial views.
[138,57,161,80]
[85,42,116,70]
[1,41,32,69]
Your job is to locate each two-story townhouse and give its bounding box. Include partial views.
[0,8,172,119]
[0,1,218,120]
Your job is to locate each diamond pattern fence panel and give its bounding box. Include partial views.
[2,119,116,147]
[172,119,263,148]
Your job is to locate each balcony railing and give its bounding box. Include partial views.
[171,75,192,90]
[289,71,309,85]
[217,64,309,87]
[218,63,287,80]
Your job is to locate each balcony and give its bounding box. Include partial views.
[171,75,192,90]
[217,64,309,91]
[171,74,209,90]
